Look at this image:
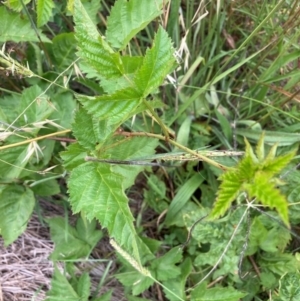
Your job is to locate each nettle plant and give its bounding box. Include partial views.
[1,0,300,300]
[60,1,299,300]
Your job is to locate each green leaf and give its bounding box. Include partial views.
[31,178,60,196]
[46,266,80,301]
[106,0,165,50]
[76,273,90,301]
[165,173,205,225]
[72,107,118,150]
[0,7,51,42]
[82,0,101,25]
[36,0,54,27]
[134,26,176,97]
[245,172,289,226]
[3,0,31,11]
[103,136,159,189]
[210,169,242,219]
[191,286,247,301]
[0,142,30,180]
[19,85,54,128]
[263,150,296,175]
[60,143,88,171]
[68,162,138,252]
[77,87,141,123]
[74,0,123,78]
[48,216,102,260]
[0,185,35,246]
[50,91,76,129]
[51,33,77,71]
[151,247,182,281]
[116,270,154,296]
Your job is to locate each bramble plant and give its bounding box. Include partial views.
[1,0,300,301]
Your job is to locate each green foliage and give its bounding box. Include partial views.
[1,0,300,300]
[48,216,103,260]
[0,6,50,42]
[36,0,54,27]
[210,134,296,225]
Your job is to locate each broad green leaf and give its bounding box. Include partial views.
[191,286,247,301]
[106,0,165,50]
[46,266,80,301]
[134,26,176,97]
[162,258,193,301]
[51,33,77,71]
[116,270,154,296]
[77,88,141,123]
[82,0,101,25]
[0,7,51,42]
[72,107,118,150]
[60,142,88,171]
[50,91,77,128]
[68,162,138,252]
[74,0,123,78]
[0,185,35,245]
[151,247,182,281]
[3,0,31,12]
[0,142,30,180]
[103,136,159,189]
[245,172,289,226]
[165,173,204,225]
[31,178,60,196]
[48,216,102,260]
[210,169,242,219]
[19,85,54,128]
[36,0,54,27]
[94,290,112,301]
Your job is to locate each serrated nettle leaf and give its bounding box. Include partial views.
[82,0,101,25]
[0,7,51,43]
[245,172,289,226]
[244,137,259,165]
[68,162,139,252]
[74,0,123,78]
[106,0,166,50]
[210,170,242,219]
[60,143,88,171]
[36,0,54,27]
[102,136,159,189]
[262,150,296,176]
[77,88,141,123]
[134,26,176,97]
[72,107,119,150]
[0,185,35,246]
